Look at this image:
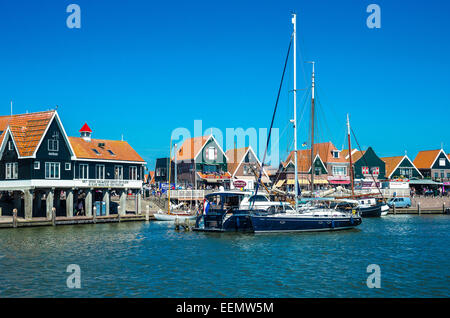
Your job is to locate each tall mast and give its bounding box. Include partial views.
[174,143,177,191]
[292,13,299,211]
[347,114,355,196]
[167,137,173,215]
[310,62,315,193]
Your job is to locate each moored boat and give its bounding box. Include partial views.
[154,210,196,221]
[247,14,362,234]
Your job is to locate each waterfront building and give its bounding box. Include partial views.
[275,142,348,191]
[343,147,386,188]
[154,157,175,188]
[225,146,271,190]
[0,110,146,219]
[382,155,423,180]
[175,135,231,189]
[413,148,450,182]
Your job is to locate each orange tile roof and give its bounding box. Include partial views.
[381,156,404,178]
[68,137,145,162]
[177,136,210,161]
[225,147,249,175]
[282,142,347,172]
[0,111,55,157]
[413,149,441,169]
[148,171,155,184]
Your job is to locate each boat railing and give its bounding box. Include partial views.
[170,189,215,200]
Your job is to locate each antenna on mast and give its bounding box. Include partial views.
[10,100,13,116]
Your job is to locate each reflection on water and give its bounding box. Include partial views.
[0,216,449,297]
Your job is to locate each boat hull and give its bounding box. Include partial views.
[250,215,362,233]
[193,211,254,232]
[358,203,389,218]
[154,213,196,221]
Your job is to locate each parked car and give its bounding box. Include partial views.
[387,197,411,208]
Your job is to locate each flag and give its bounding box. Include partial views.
[302,142,307,147]
[203,199,210,215]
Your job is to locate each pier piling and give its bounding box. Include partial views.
[12,209,17,228]
[52,208,56,226]
[418,202,421,215]
[145,205,149,221]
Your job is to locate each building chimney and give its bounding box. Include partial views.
[79,123,92,142]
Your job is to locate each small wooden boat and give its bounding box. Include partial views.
[154,137,196,222]
[154,210,196,221]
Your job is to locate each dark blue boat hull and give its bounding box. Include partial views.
[250,215,362,233]
[194,211,254,232]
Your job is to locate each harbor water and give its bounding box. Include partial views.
[0,215,448,297]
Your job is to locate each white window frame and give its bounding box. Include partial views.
[115,165,123,180]
[5,162,18,179]
[48,139,59,151]
[80,164,89,179]
[8,141,13,151]
[439,158,446,167]
[129,166,138,180]
[96,164,105,180]
[207,147,215,160]
[45,162,60,179]
[332,165,347,176]
[65,163,71,171]
[34,161,40,170]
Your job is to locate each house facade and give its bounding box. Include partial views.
[275,142,349,191]
[154,157,175,188]
[351,147,386,187]
[413,149,450,182]
[0,110,146,219]
[176,135,230,189]
[382,155,423,180]
[225,146,270,190]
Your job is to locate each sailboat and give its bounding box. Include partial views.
[249,13,362,233]
[341,115,389,217]
[154,138,196,221]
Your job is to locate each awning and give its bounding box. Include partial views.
[409,179,442,185]
[329,180,350,185]
[287,179,328,185]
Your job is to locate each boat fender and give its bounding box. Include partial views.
[236,216,240,228]
[350,216,354,224]
[331,220,335,228]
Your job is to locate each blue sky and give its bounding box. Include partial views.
[1,0,449,169]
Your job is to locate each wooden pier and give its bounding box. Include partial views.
[0,211,156,229]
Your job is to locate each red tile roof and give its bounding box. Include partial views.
[0,111,55,157]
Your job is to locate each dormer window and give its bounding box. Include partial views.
[107,149,115,156]
[332,150,340,159]
[92,148,100,155]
